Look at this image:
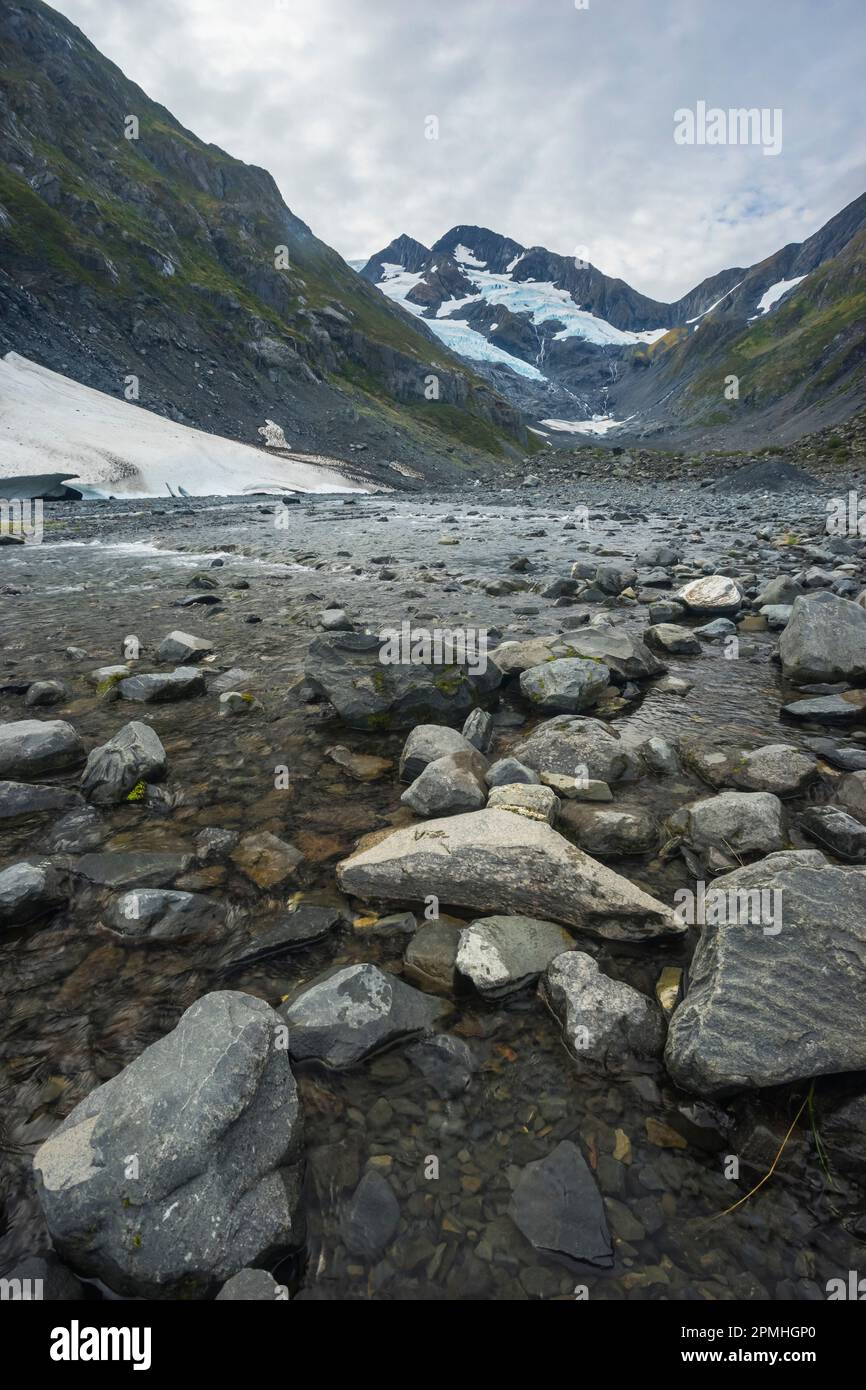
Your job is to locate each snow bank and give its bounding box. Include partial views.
[0,353,367,498]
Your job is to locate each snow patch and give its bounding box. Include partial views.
[540,415,633,436]
[0,353,367,498]
[750,275,807,318]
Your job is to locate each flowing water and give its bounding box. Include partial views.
[1,488,864,1300]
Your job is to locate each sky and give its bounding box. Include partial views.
[50,0,866,301]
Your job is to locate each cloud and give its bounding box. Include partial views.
[51,0,866,299]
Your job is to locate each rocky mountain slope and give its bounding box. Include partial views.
[361,195,866,443]
[0,0,531,488]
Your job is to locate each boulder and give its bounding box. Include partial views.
[337,809,684,942]
[33,992,304,1297]
[676,575,742,613]
[403,918,462,991]
[560,804,657,856]
[779,591,866,685]
[541,952,665,1069]
[519,657,610,712]
[491,628,663,682]
[401,750,489,817]
[510,715,640,785]
[456,915,575,998]
[304,632,501,730]
[80,722,167,806]
[0,719,85,779]
[664,790,787,871]
[728,744,816,797]
[399,724,479,782]
[25,680,68,708]
[645,623,701,655]
[280,963,448,1067]
[509,1140,613,1269]
[665,851,866,1094]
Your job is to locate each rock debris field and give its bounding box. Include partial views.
[2,474,866,1301]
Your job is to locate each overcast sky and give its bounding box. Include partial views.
[51,0,866,301]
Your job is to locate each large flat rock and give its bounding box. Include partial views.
[337,809,684,942]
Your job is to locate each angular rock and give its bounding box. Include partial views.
[222,907,343,971]
[509,1140,613,1269]
[457,915,574,998]
[341,1170,400,1258]
[0,860,66,928]
[156,631,214,663]
[280,963,448,1067]
[118,668,206,703]
[487,782,559,824]
[73,851,192,890]
[520,657,610,712]
[539,770,612,801]
[326,744,392,782]
[104,889,226,942]
[645,623,701,655]
[80,721,167,806]
[485,757,539,788]
[462,707,494,752]
[0,719,85,779]
[0,780,83,823]
[541,951,665,1069]
[779,591,866,685]
[403,918,462,991]
[405,1033,476,1097]
[800,806,866,862]
[231,832,304,889]
[399,723,479,781]
[33,992,304,1297]
[401,750,488,817]
[665,851,866,1094]
[782,691,866,722]
[337,809,684,942]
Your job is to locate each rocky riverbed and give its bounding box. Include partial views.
[3,472,866,1302]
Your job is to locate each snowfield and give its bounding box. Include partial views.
[750,275,808,318]
[0,353,367,498]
